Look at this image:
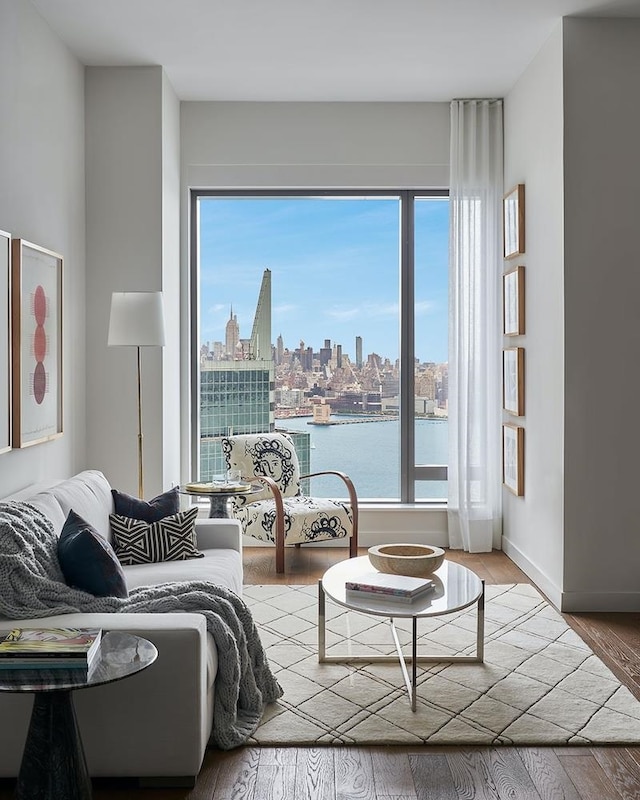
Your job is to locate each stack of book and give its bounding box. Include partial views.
[345,572,436,604]
[0,627,103,674]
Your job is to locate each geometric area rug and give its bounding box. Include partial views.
[244,584,640,746]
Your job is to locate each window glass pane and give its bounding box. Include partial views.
[197,195,401,499]
[413,197,449,500]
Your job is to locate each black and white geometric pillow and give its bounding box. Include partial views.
[109,506,203,565]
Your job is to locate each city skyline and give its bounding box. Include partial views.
[198,195,449,364]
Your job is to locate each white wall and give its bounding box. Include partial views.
[180,101,451,543]
[504,19,640,611]
[85,66,181,498]
[0,0,85,496]
[502,26,565,607]
[561,18,640,611]
[161,73,182,493]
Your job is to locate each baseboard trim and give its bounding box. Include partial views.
[559,591,640,613]
[501,535,562,610]
[503,536,640,612]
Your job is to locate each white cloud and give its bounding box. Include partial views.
[415,300,436,316]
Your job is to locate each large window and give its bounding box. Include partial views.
[191,191,449,502]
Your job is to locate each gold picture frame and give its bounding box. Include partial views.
[503,423,524,496]
[11,239,63,448]
[503,184,525,259]
[503,347,524,416]
[503,265,525,336]
[0,230,10,455]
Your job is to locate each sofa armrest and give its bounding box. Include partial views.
[195,517,242,552]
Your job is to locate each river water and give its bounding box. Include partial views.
[280,415,448,501]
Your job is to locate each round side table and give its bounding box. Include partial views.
[0,631,157,800]
[179,483,263,518]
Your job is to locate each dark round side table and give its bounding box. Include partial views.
[179,483,263,517]
[0,631,157,800]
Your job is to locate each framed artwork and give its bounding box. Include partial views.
[0,230,10,455]
[503,184,525,259]
[503,265,525,336]
[503,423,524,496]
[11,239,63,448]
[503,347,524,416]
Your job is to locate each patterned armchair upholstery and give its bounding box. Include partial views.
[221,432,358,573]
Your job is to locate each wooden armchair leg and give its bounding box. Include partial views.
[349,523,358,558]
[275,514,285,574]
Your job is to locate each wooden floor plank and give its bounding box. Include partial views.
[557,753,623,800]
[517,748,582,800]
[370,748,416,797]
[482,748,543,800]
[445,750,501,800]
[252,764,297,800]
[294,748,336,800]
[408,753,458,800]
[335,746,376,800]
[590,747,640,800]
[209,746,260,800]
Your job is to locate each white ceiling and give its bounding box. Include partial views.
[31,0,640,101]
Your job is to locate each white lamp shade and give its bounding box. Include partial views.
[108,292,166,347]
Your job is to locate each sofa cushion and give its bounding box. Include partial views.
[123,548,243,596]
[50,470,114,542]
[25,491,67,537]
[58,510,128,598]
[111,486,179,523]
[110,507,203,565]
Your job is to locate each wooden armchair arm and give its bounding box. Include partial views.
[300,471,359,557]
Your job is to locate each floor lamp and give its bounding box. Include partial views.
[108,292,166,499]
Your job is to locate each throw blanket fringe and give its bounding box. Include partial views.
[0,502,283,750]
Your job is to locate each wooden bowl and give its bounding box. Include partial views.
[368,543,446,578]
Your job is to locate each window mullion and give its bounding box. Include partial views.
[399,191,415,503]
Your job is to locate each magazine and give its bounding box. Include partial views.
[0,628,102,664]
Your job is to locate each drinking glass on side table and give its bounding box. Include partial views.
[319,556,484,711]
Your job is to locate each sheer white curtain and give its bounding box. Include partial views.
[447,99,503,552]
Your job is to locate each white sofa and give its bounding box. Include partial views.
[0,470,244,786]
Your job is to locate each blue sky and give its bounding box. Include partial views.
[199,196,449,364]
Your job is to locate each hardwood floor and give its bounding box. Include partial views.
[2,547,638,799]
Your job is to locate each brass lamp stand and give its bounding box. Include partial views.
[108,292,166,498]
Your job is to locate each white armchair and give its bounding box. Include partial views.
[221,432,358,573]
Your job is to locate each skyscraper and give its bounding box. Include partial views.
[276,333,284,365]
[225,307,239,358]
[355,335,363,369]
[199,268,309,479]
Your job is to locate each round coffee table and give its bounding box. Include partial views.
[0,631,157,800]
[319,556,484,711]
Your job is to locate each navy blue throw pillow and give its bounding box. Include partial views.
[111,486,179,523]
[58,510,128,598]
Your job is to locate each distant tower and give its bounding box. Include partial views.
[250,269,272,360]
[336,344,343,369]
[276,333,284,366]
[225,306,240,358]
[355,336,363,369]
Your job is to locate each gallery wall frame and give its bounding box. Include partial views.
[503,265,525,336]
[0,230,10,455]
[503,423,524,496]
[503,183,525,259]
[11,239,63,448]
[503,347,524,416]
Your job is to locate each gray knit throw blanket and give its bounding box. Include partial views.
[0,501,283,750]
